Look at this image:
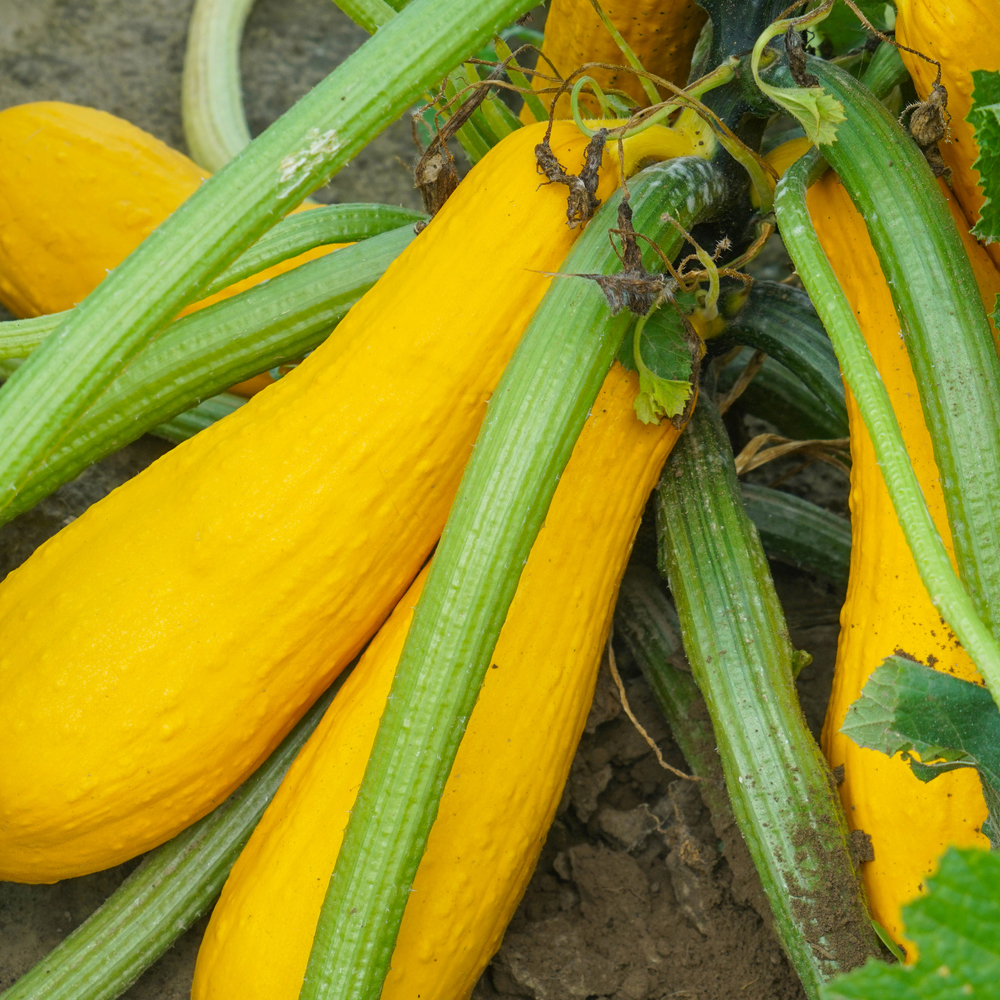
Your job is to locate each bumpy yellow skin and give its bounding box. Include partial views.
[192,364,680,1000]
[895,0,1000,271]
[809,170,994,956]
[0,120,625,883]
[523,0,707,121]
[0,101,343,395]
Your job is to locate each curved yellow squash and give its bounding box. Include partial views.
[192,364,681,1000]
[0,120,627,883]
[895,0,1000,271]
[0,101,342,395]
[809,169,994,955]
[523,0,707,121]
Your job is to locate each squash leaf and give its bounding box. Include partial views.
[618,297,700,425]
[840,655,1000,849]
[808,3,895,58]
[969,69,1000,245]
[821,848,1000,1000]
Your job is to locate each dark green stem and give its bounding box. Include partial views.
[299,156,727,1000]
[740,483,851,588]
[657,395,880,997]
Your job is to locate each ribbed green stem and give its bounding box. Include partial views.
[0,204,421,361]
[0,226,412,524]
[299,157,727,1000]
[805,57,1000,635]
[723,280,847,433]
[740,482,851,588]
[181,0,257,170]
[202,203,425,295]
[0,0,535,517]
[333,0,398,32]
[615,565,736,825]
[657,396,880,997]
[775,153,1000,707]
[0,678,343,1000]
[718,348,848,440]
[151,393,246,444]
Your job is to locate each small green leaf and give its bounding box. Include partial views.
[841,656,1000,848]
[635,370,692,424]
[809,3,894,57]
[621,300,699,424]
[751,5,847,147]
[870,919,906,963]
[821,848,1000,1000]
[969,69,1000,244]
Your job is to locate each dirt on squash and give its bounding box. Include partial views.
[0,2,852,997]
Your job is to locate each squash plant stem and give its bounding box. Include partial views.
[298,156,727,1000]
[774,152,1000,707]
[0,0,535,518]
[656,393,882,997]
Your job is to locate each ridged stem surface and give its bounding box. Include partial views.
[299,156,726,1000]
[656,396,880,997]
[0,226,412,523]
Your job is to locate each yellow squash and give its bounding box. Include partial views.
[894,0,1000,271]
[0,119,630,883]
[192,363,681,1000]
[808,167,995,955]
[523,0,707,121]
[0,101,343,395]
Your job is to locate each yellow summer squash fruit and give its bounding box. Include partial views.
[0,119,634,883]
[523,0,707,121]
[0,101,344,395]
[192,363,683,1000]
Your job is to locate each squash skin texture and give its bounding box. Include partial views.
[0,120,624,883]
[810,169,994,955]
[192,364,680,1000]
[0,101,342,395]
[522,0,707,121]
[894,0,1000,271]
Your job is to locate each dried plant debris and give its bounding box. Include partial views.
[412,70,507,217]
[535,127,609,228]
[900,76,952,180]
[785,27,819,88]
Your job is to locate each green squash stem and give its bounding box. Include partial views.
[299,155,727,1000]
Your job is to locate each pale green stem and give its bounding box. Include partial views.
[298,156,726,1000]
[182,0,256,171]
[774,153,1000,709]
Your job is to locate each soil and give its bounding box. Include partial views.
[0,4,850,998]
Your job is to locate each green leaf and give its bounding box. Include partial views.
[621,299,699,424]
[821,847,1000,1000]
[840,656,1000,848]
[969,69,1000,244]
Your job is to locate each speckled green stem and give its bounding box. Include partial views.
[0,677,344,1000]
[656,395,881,998]
[299,156,727,1000]
[0,0,535,518]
